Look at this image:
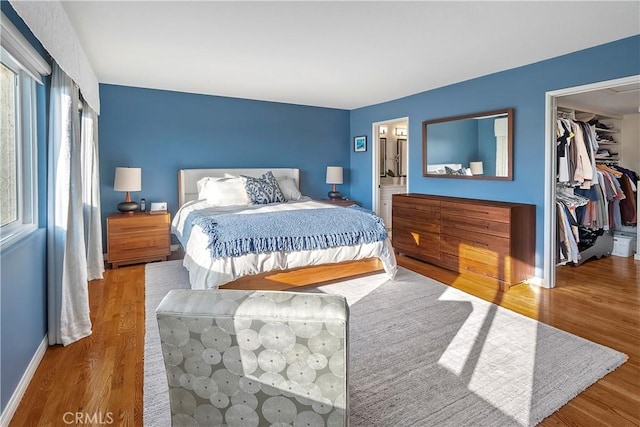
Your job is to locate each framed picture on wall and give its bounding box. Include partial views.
[354,135,367,152]
[380,138,386,176]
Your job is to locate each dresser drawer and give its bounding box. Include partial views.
[440,252,511,282]
[393,196,440,215]
[392,215,440,234]
[440,201,511,223]
[440,212,511,238]
[440,232,510,255]
[392,227,440,262]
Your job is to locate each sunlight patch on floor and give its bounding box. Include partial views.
[315,272,389,305]
[437,287,537,424]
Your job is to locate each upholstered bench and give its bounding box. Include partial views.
[156,289,349,426]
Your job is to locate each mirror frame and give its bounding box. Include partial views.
[422,108,514,180]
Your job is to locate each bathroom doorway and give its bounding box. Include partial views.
[371,117,409,231]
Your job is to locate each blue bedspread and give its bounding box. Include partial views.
[192,206,387,259]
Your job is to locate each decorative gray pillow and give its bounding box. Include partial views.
[241,171,286,204]
[445,166,466,175]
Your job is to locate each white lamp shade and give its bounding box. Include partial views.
[326,166,343,184]
[470,161,484,175]
[114,167,141,192]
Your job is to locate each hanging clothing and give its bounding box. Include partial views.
[555,188,588,264]
[613,165,638,225]
[556,114,637,265]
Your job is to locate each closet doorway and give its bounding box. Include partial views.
[544,75,640,288]
[371,117,409,231]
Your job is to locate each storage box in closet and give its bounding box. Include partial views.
[612,232,637,257]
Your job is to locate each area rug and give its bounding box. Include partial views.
[144,260,626,426]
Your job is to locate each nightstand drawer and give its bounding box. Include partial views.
[108,214,169,233]
[109,227,169,241]
[109,239,170,263]
[109,233,169,252]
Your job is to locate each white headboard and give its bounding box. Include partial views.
[426,163,463,174]
[178,168,300,207]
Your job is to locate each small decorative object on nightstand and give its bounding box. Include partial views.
[326,166,343,200]
[114,167,141,213]
[106,211,170,268]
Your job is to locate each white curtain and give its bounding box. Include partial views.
[81,105,105,280]
[48,62,101,345]
[495,117,509,177]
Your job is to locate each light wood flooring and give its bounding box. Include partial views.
[8,255,640,426]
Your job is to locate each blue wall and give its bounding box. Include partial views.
[427,119,478,166]
[98,85,350,246]
[350,35,640,276]
[0,231,47,411]
[0,0,49,414]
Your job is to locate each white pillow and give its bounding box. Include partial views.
[197,176,225,194]
[196,174,243,194]
[276,177,302,201]
[198,177,251,206]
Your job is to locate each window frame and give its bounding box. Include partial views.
[1,47,38,248]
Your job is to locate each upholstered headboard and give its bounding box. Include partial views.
[178,168,300,207]
[426,163,463,174]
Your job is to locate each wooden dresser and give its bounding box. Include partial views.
[106,211,171,268]
[392,193,535,289]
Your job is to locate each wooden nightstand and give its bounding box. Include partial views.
[106,211,171,268]
[319,199,358,207]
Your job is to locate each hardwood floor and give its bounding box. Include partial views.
[9,255,640,426]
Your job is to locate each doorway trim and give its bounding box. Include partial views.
[370,117,409,215]
[543,75,640,288]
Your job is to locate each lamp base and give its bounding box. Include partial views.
[328,190,343,200]
[117,201,139,214]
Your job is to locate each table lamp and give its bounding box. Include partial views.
[326,166,343,200]
[470,161,484,175]
[114,167,141,213]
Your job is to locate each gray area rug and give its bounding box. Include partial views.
[144,260,626,426]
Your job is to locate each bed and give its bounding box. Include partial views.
[173,168,397,289]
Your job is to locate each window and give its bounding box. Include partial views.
[1,48,38,247]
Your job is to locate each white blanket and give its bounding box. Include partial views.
[172,199,397,289]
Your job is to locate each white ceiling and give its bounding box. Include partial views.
[60,1,640,110]
[558,82,640,116]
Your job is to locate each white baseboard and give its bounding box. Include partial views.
[525,276,546,288]
[0,335,48,426]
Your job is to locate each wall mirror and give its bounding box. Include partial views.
[422,108,513,180]
[397,138,407,176]
[379,138,387,177]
